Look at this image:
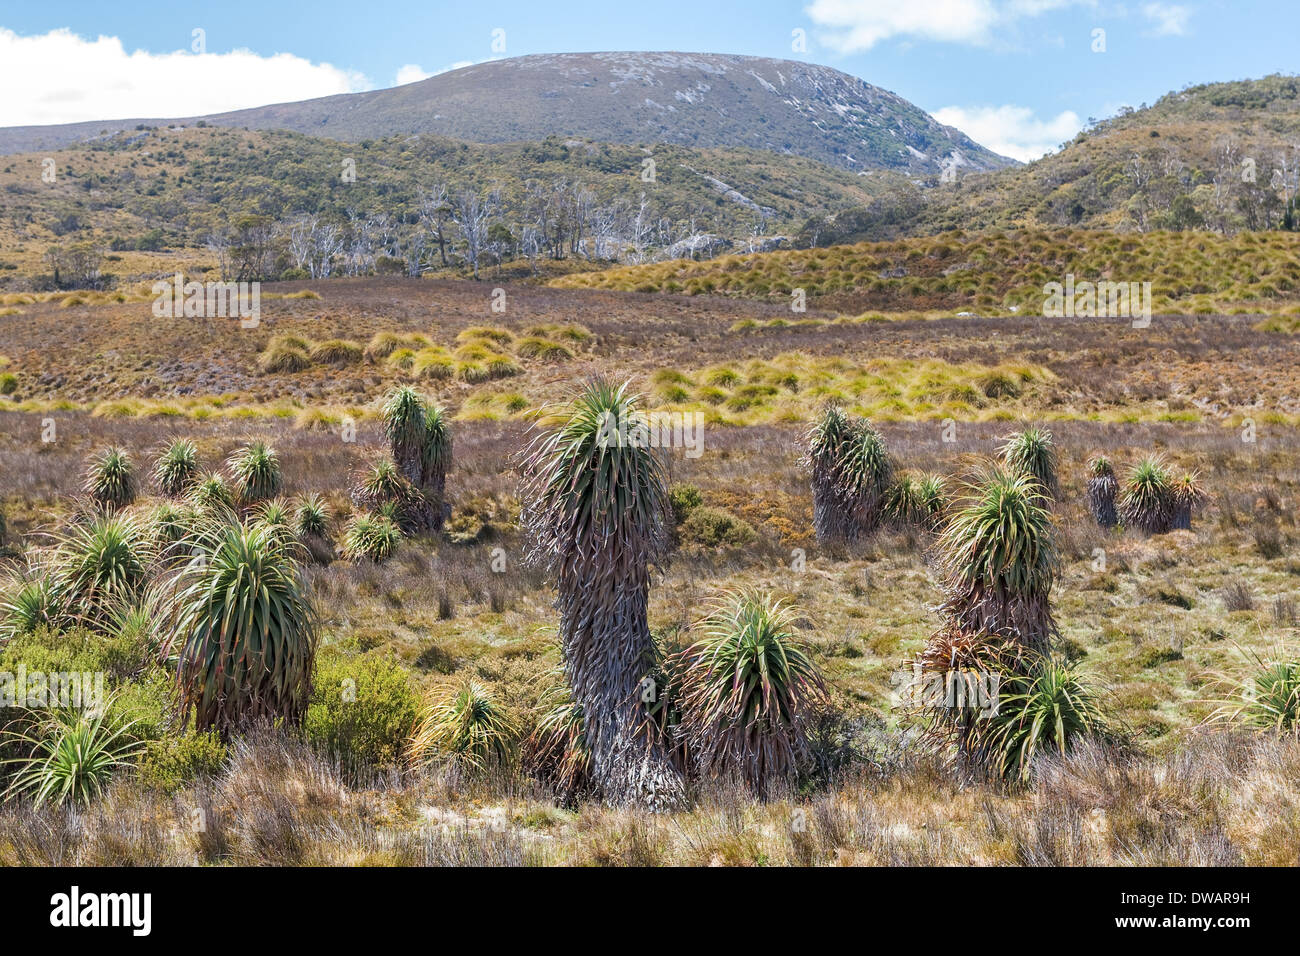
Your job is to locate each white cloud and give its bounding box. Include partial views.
[805,0,1088,52]
[0,28,371,127]
[1141,2,1192,36]
[394,61,475,86]
[394,64,433,86]
[933,104,1082,161]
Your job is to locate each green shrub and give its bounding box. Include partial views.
[0,624,138,681]
[304,651,419,775]
[679,506,756,549]
[668,484,704,524]
[137,731,228,793]
[0,372,17,395]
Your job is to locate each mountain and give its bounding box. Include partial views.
[797,73,1300,244]
[0,52,1015,175]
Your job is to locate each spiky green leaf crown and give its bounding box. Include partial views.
[382,385,426,446]
[839,421,892,495]
[938,466,1057,596]
[1000,427,1057,492]
[691,589,823,727]
[420,402,452,473]
[520,377,668,570]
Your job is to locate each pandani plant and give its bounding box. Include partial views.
[83,446,137,511]
[226,440,283,505]
[1171,470,1206,531]
[803,406,893,542]
[1118,455,1175,534]
[521,675,592,806]
[160,517,317,737]
[517,377,685,809]
[152,438,201,497]
[1085,456,1118,529]
[671,589,826,796]
[933,464,1059,652]
[999,426,1058,500]
[409,678,519,771]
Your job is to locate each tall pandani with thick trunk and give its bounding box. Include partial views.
[804,406,892,542]
[420,402,452,530]
[934,465,1059,652]
[382,386,427,485]
[1086,456,1118,529]
[518,378,685,810]
[381,386,452,531]
[1171,470,1205,530]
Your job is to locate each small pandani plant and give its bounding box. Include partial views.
[916,473,950,528]
[187,471,235,512]
[887,472,949,529]
[293,493,330,539]
[0,575,68,642]
[803,406,893,542]
[381,386,427,486]
[806,405,856,541]
[292,493,334,564]
[152,438,201,497]
[999,426,1058,499]
[1086,456,1118,529]
[252,498,296,544]
[350,457,424,534]
[342,512,401,563]
[53,512,154,625]
[1234,646,1300,734]
[84,446,137,511]
[522,677,592,805]
[885,474,926,527]
[1118,456,1175,534]
[381,386,452,531]
[671,589,826,796]
[409,678,519,771]
[981,652,1110,783]
[1,701,145,807]
[226,440,283,505]
[420,402,452,531]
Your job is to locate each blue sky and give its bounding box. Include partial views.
[1,1,1294,160]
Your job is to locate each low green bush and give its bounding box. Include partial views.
[679,506,757,549]
[137,731,228,793]
[668,484,703,524]
[304,650,420,775]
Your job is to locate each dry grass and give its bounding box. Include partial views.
[2,729,1297,866]
[1,272,1298,866]
[551,227,1300,319]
